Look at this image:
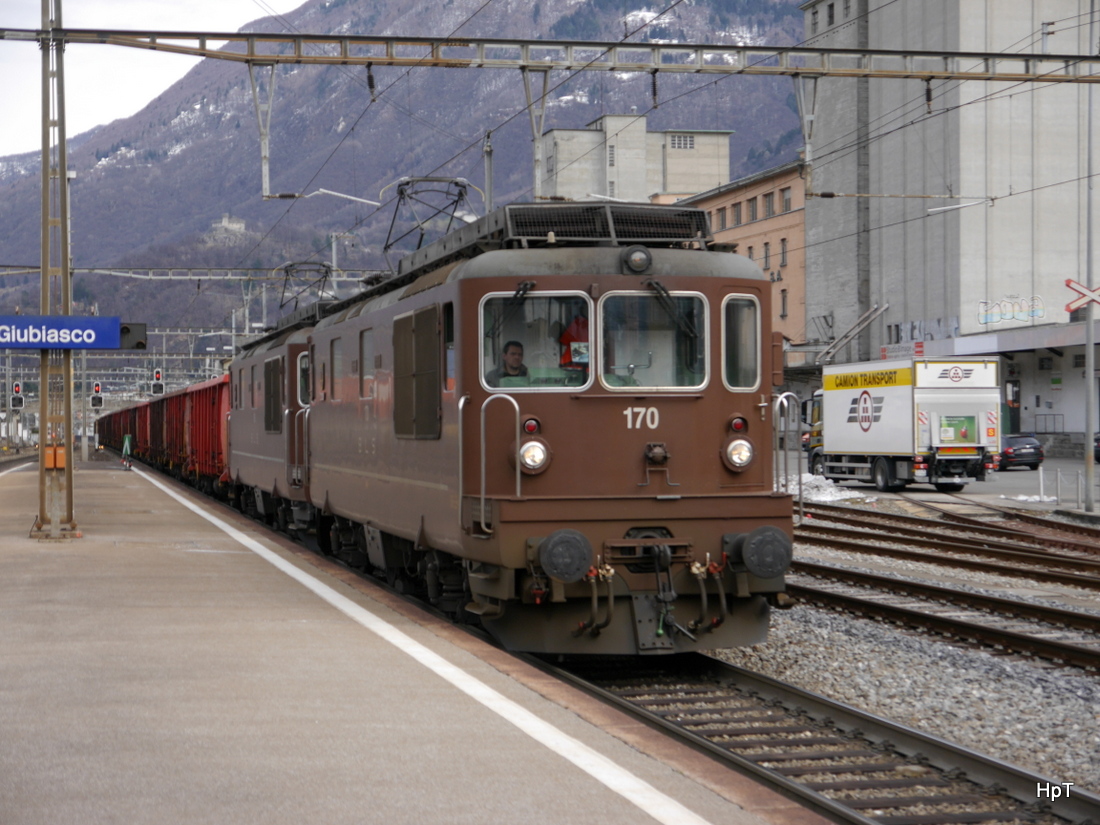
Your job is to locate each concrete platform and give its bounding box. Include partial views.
[0,455,822,825]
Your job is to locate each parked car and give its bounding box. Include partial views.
[999,433,1044,470]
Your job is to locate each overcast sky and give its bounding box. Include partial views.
[0,0,304,158]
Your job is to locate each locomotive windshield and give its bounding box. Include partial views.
[599,292,707,390]
[481,292,592,390]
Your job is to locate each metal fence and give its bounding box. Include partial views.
[1034,413,1065,433]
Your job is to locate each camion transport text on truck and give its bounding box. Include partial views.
[807,357,1001,492]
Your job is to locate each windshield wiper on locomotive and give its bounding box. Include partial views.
[486,280,536,340]
[643,278,700,365]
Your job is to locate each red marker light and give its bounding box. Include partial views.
[730,417,747,432]
[523,419,539,434]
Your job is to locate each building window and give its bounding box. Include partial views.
[717,207,727,230]
[844,0,851,17]
[670,134,695,150]
[763,192,775,218]
[608,181,615,198]
[780,237,788,266]
[763,242,771,269]
[781,187,792,213]
[747,246,754,260]
[747,197,758,222]
[811,9,818,34]
[732,202,742,226]
[780,289,788,320]
[608,145,615,167]
[1074,353,1087,368]
[827,3,835,25]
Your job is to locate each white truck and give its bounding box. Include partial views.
[807,357,1001,493]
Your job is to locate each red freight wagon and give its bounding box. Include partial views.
[187,374,230,493]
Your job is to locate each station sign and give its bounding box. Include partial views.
[0,316,121,349]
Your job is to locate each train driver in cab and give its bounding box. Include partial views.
[486,340,528,387]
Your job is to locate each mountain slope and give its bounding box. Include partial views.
[0,0,804,324]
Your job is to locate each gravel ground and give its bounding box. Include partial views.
[738,474,1100,795]
[712,605,1100,796]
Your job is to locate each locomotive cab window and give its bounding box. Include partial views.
[599,291,707,390]
[481,292,592,391]
[722,295,761,391]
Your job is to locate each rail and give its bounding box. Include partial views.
[772,391,804,525]
[539,653,1100,825]
[457,395,469,531]
[302,407,311,490]
[1035,464,1100,509]
[1034,413,1065,433]
[478,394,521,535]
[282,407,293,487]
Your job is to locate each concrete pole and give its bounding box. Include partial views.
[522,68,549,200]
[1087,0,1097,512]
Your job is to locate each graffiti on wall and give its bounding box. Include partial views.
[977,295,1046,326]
[890,316,960,342]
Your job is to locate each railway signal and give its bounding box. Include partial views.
[11,381,24,409]
[151,367,164,396]
[91,381,103,409]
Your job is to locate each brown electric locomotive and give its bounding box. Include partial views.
[227,202,794,656]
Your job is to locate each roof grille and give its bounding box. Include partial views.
[394,202,712,288]
[505,203,708,244]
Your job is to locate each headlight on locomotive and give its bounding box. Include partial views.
[722,438,754,472]
[518,438,551,474]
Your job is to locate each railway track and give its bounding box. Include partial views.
[847,495,1100,556]
[933,496,1100,548]
[788,561,1100,670]
[542,653,1100,825]
[802,501,1100,559]
[796,505,1100,591]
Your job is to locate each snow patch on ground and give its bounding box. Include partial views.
[782,473,872,503]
